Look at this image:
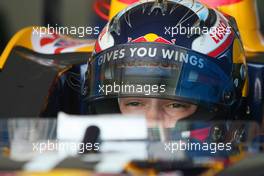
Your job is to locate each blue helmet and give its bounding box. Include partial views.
[85,0,247,120]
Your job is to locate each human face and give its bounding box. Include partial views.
[119,98,197,128]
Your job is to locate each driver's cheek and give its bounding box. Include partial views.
[163,110,185,128]
[144,106,174,128]
[162,107,196,128]
[145,108,185,128]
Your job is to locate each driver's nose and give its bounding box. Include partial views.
[145,99,164,122]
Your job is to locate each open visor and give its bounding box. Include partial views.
[87,43,235,108]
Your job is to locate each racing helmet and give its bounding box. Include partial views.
[85,0,248,121]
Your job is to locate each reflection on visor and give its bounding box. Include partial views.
[87,42,234,107]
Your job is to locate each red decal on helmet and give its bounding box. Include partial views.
[155,37,173,44]
[99,27,107,41]
[95,27,107,53]
[40,34,59,47]
[190,127,211,142]
[55,47,65,54]
[118,0,139,4]
[95,40,102,53]
[210,20,229,44]
[208,32,234,57]
[131,36,148,43]
[199,0,242,8]
[130,34,173,44]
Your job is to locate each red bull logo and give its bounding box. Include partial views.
[129,33,175,44]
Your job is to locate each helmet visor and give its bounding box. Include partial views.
[87,43,234,107]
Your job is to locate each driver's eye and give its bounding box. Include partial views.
[125,102,144,107]
[166,103,188,109]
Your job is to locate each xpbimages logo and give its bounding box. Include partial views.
[32,140,100,154]
[33,24,100,38]
[164,140,232,154]
[98,82,166,96]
